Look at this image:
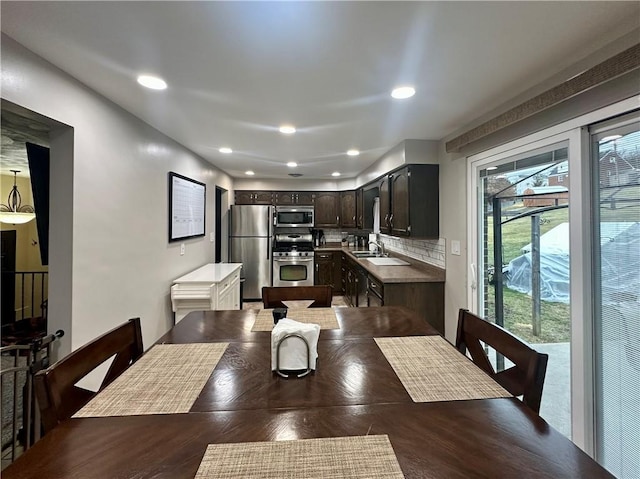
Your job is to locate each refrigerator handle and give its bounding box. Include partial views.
[267,206,273,261]
[268,206,274,233]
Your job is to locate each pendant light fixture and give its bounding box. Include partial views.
[0,170,36,225]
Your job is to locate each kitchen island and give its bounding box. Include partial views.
[170,263,242,323]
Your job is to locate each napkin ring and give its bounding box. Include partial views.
[275,333,312,378]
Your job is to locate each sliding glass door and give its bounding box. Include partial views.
[476,144,571,437]
[467,97,639,458]
[591,113,640,478]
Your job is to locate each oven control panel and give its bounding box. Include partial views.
[273,251,314,258]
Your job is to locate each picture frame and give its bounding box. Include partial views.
[168,172,206,242]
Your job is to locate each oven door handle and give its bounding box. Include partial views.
[274,258,314,262]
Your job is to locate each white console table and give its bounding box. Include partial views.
[171,263,242,323]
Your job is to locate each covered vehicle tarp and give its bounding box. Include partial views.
[505,222,640,304]
[506,250,570,303]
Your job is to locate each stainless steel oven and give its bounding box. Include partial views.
[273,252,314,287]
[272,233,314,287]
[275,206,314,228]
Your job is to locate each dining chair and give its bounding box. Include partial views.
[262,286,333,308]
[34,317,144,433]
[455,309,548,413]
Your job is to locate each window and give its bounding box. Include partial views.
[467,97,639,455]
[591,112,640,478]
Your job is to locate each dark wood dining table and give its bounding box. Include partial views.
[4,306,613,478]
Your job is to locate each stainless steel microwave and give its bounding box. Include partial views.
[275,206,314,227]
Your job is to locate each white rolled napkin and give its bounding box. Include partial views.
[271,318,320,371]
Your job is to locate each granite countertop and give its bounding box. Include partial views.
[315,243,445,284]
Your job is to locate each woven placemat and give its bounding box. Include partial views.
[375,336,511,403]
[252,308,339,331]
[195,435,404,479]
[74,343,228,417]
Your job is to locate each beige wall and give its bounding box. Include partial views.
[1,173,48,319]
[0,175,40,266]
[435,147,467,342]
[1,35,234,364]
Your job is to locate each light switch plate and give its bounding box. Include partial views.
[210,232,215,242]
[451,240,461,256]
[180,243,185,255]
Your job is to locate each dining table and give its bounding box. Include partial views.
[3,306,613,478]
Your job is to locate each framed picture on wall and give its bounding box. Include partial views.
[168,172,206,242]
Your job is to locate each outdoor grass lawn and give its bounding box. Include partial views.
[486,286,571,344]
[487,206,569,263]
[486,205,570,343]
[483,196,638,344]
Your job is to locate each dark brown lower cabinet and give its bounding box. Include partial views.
[315,252,334,289]
[324,250,445,334]
[382,282,444,334]
[363,268,444,334]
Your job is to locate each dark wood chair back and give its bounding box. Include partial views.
[262,286,333,309]
[34,317,143,433]
[455,309,548,413]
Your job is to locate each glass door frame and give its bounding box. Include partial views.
[589,111,640,471]
[466,96,638,454]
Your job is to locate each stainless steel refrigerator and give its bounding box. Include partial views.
[229,205,274,300]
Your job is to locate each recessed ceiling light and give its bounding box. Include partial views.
[137,74,167,90]
[486,166,498,171]
[347,150,360,157]
[287,162,297,167]
[391,86,415,99]
[245,170,255,176]
[331,172,341,177]
[279,125,296,134]
[219,147,232,154]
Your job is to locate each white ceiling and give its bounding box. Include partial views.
[1,1,639,180]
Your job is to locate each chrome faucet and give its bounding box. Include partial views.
[368,241,385,256]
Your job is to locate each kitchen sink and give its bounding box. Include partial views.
[366,257,410,266]
[351,251,383,258]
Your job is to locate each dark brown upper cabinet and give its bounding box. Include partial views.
[314,191,340,228]
[378,175,391,234]
[340,190,357,228]
[235,190,274,205]
[356,188,364,229]
[274,191,315,205]
[379,164,439,238]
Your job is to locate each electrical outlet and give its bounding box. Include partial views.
[451,240,461,256]
[180,243,185,256]
[210,232,215,242]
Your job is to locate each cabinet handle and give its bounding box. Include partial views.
[384,214,389,226]
[316,264,319,272]
[337,216,339,223]
[353,215,356,222]
[389,213,394,228]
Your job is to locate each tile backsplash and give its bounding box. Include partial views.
[322,230,346,243]
[379,235,446,269]
[321,230,445,269]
